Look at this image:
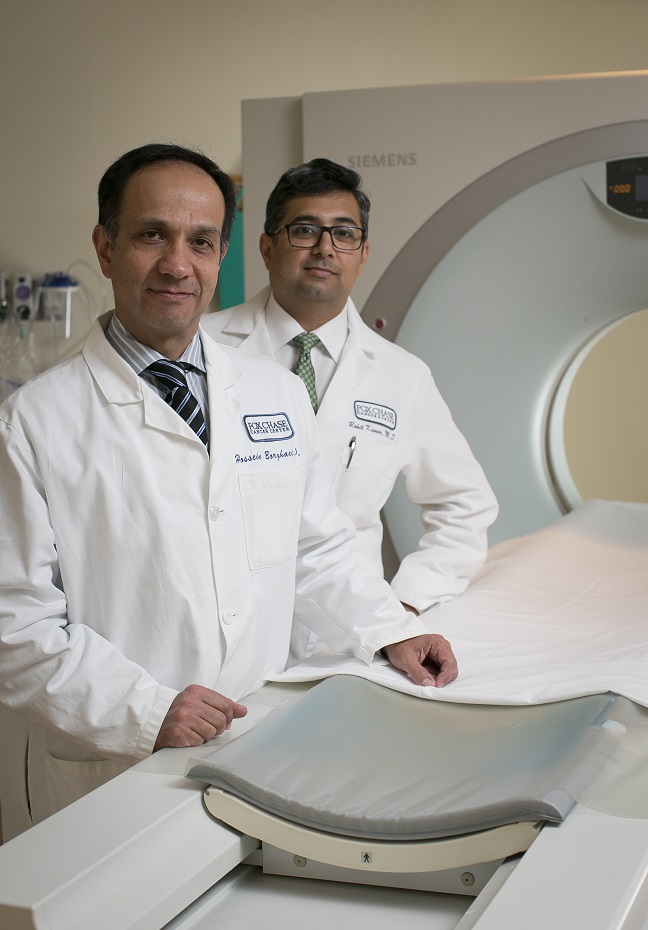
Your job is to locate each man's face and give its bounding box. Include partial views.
[259,191,369,324]
[93,161,226,356]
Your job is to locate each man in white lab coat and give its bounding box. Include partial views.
[0,144,456,841]
[203,159,498,658]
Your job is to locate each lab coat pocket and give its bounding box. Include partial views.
[239,469,301,570]
[334,439,404,525]
[45,753,131,815]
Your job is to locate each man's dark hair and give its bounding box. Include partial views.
[264,158,370,238]
[97,143,237,257]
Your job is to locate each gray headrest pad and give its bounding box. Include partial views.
[187,676,612,841]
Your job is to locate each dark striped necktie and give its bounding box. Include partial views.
[145,359,209,452]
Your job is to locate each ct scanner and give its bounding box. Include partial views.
[2,72,648,930]
[240,71,648,551]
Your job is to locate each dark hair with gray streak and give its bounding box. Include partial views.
[97,143,237,258]
[264,158,370,238]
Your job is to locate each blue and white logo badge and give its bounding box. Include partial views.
[353,401,397,431]
[244,413,295,443]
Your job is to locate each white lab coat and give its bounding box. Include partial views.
[0,314,426,839]
[203,288,498,612]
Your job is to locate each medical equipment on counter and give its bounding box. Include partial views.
[39,271,78,340]
[0,264,106,400]
[12,273,35,321]
[0,272,8,321]
[0,274,37,400]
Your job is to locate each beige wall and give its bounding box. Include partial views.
[2,0,648,293]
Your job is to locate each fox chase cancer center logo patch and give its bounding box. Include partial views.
[244,413,295,442]
[354,401,397,431]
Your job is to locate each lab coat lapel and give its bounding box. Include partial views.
[83,314,147,407]
[238,318,275,358]
[202,332,241,463]
[84,315,231,452]
[317,301,375,416]
[220,287,276,359]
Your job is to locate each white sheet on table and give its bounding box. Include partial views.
[272,500,648,706]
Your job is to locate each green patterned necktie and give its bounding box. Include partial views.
[291,332,321,413]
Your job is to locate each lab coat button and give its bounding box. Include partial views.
[209,506,223,522]
[222,610,236,625]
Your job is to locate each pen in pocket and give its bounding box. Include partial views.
[345,436,357,471]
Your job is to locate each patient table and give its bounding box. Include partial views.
[1,500,648,929]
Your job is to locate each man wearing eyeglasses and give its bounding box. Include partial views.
[203,159,498,659]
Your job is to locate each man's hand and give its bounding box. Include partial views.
[382,634,458,688]
[154,684,247,751]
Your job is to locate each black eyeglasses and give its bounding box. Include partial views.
[274,223,366,251]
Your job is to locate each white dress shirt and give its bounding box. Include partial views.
[265,292,349,403]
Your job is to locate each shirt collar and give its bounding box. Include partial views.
[265,291,350,365]
[105,312,207,375]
